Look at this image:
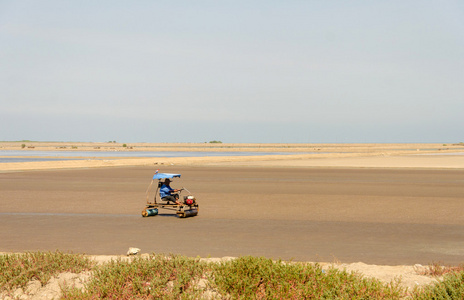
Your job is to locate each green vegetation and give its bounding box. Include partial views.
[209,140,222,144]
[63,254,207,299]
[411,272,464,299]
[1,252,464,299]
[212,256,405,299]
[0,251,93,291]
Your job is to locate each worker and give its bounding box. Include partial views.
[160,178,182,205]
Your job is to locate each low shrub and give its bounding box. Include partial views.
[3,251,464,299]
[0,251,93,291]
[412,271,464,299]
[63,253,207,299]
[210,256,405,299]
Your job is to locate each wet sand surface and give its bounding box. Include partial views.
[1,166,463,265]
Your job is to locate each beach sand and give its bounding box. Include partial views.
[1,142,463,290]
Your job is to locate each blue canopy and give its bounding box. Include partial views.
[152,173,181,180]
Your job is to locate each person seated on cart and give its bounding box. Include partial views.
[160,178,182,205]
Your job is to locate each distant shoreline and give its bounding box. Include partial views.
[1,141,463,151]
[1,142,463,172]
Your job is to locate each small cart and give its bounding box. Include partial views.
[142,172,199,218]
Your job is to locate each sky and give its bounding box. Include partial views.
[1,1,463,143]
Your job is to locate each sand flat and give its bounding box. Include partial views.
[1,164,463,265]
[1,142,464,171]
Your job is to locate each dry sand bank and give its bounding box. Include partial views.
[2,154,464,172]
[1,142,464,172]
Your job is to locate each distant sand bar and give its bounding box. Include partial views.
[1,142,463,171]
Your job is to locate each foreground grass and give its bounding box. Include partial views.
[212,256,405,299]
[1,251,464,299]
[410,271,464,299]
[63,254,208,299]
[0,251,93,291]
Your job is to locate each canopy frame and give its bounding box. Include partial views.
[146,173,181,204]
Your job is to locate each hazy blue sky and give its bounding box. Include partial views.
[1,1,463,143]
